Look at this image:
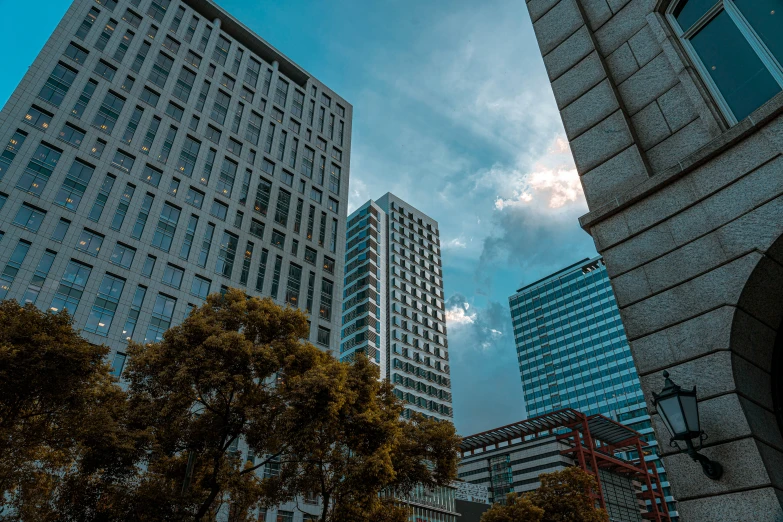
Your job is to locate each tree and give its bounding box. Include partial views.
[119,289,331,520]
[261,352,461,522]
[528,467,609,522]
[0,301,140,521]
[480,493,544,522]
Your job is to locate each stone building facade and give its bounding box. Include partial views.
[522,0,783,520]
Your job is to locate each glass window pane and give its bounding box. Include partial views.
[674,0,721,31]
[690,10,781,121]
[735,0,783,65]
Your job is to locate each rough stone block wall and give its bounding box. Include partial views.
[525,0,783,520]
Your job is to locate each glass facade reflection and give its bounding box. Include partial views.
[509,257,678,519]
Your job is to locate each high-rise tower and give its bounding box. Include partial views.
[341,193,452,421]
[509,257,677,519]
[0,0,351,371]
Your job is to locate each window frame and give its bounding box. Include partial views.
[666,0,783,125]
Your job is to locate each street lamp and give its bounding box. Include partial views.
[652,371,723,480]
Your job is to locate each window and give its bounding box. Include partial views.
[39,62,77,107]
[197,222,215,268]
[669,0,783,123]
[202,148,216,185]
[270,255,282,298]
[55,159,94,210]
[272,107,284,124]
[231,48,243,75]
[95,19,117,52]
[152,203,181,251]
[271,229,285,249]
[234,210,244,228]
[280,170,293,187]
[275,79,289,107]
[163,35,180,54]
[197,25,212,53]
[90,138,106,158]
[332,148,342,162]
[140,86,160,108]
[186,50,202,69]
[112,149,135,172]
[323,256,335,275]
[254,178,272,216]
[123,106,144,144]
[84,274,125,336]
[162,263,184,289]
[274,190,291,226]
[246,111,262,145]
[264,122,275,153]
[285,263,302,306]
[186,186,205,208]
[144,294,176,343]
[168,177,180,196]
[180,214,199,260]
[21,250,57,305]
[50,260,92,314]
[141,164,162,187]
[211,90,231,125]
[336,104,345,118]
[207,63,216,78]
[191,275,211,299]
[72,79,98,118]
[122,8,142,28]
[240,241,254,285]
[210,199,228,221]
[158,125,178,164]
[189,115,200,131]
[215,231,239,278]
[166,101,185,122]
[110,243,136,268]
[0,240,31,300]
[131,41,151,73]
[304,247,317,265]
[177,136,201,177]
[114,30,135,62]
[88,173,115,220]
[140,116,161,154]
[93,91,126,133]
[227,138,242,157]
[58,124,86,148]
[255,248,269,292]
[132,193,154,239]
[185,15,199,42]
[204,126,221,147]
[317,326,330,347]
[52,218,70,242]
[319,279,333,321]
[301,147,314,178]
[240,169,251,205]
[94,60,117,82]
[245,57,261,87]
[122,285,147,340]
[147,0,171,23]
[76,229,104,257]
[213,35,231,66]
[240,86,254,103]
[217,157,237,197]
[232,102,243,135]
[298,178,306,194]
[64,42,89,64]
[290,239,299,256]
[95,0,117,10]
[310,188,322,204]
[76,8,100,40]
[142,255,156,277]
[288,119,301,135]
[221,73,235,90]
[250,218,265,239]
[23,106,52,130]
[174,67,197,102]
[13,204,46,232]
[292,90,304,118]
[327,197,339,213]
[111,183,135,230]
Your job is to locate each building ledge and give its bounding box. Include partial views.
[578,91,783,233]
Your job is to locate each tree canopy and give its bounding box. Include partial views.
[480,467,609,522]
[0,290,461,521]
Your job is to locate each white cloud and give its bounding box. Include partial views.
[446,301,476,326]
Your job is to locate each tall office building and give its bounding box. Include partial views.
[509,257,677,519]
[341,193,452,421]
[0,0,351,371]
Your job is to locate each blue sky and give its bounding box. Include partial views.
[0,0,598,435]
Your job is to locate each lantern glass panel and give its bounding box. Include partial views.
[681,392,700,434]
[659,396,687,436]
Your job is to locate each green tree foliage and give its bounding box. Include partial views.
[480,467,610,522]
[480,493,544,522]
[262,352,461,522]
[0,290,461,521]
[0,301,141,521]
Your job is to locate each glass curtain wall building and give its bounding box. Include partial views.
[341,193,452,421]
[0,1,351,519]
[509,257,678,519]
